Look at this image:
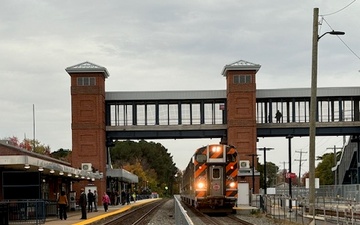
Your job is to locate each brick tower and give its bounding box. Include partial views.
[65,61,109,201]
[222,60,261,193]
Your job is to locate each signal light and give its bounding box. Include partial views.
[229,182,236,188]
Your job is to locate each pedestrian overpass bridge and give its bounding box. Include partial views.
[105,86,360,140]
[65,60,360,189]
[104,86,360,185]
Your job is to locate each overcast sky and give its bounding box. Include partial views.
[1,1,359,176]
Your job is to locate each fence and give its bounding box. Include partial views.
[250,184,360,225]
[0,200,58,225]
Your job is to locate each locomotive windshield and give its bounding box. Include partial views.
[196,154,207,163]
[226,154,236,162]
[212,168,220,179]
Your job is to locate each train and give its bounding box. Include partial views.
[181,144,238,213]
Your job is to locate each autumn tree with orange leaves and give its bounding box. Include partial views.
[6,136,51,155]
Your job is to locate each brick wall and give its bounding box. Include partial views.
[69,72,107,202]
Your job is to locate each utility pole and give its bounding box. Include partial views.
[326,145,342,185]
[279,161,288,183]
[309,7,344,219]
[295,150,307,186]
[280,161,287,170]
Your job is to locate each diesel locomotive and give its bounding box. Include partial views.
[181,144,238,213]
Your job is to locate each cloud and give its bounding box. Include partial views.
[0,0,359,174]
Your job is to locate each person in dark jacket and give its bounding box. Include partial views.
[121,190,126,205]
[87,189,94,212]
[275,110,282,123]
[79,188,87,219]
[126,190,130,205]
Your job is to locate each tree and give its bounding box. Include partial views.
[257,161,279,188]
[315,152,335,185]
[51,148,71,162]
[6,136,50,155]
[110,140,178,196]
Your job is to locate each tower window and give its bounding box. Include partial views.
[233,75,251,84]
[77,77,96,86]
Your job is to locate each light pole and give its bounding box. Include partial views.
[287,135,293,212]
[257,147,274,194]
[309,7,345,218]
[248,154,258,194]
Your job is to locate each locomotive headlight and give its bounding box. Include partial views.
[197,182,205,189]
[229,182,236,188]
[211,146,221,153]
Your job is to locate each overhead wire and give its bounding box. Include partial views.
[319,1,360,62]
[321,0,357,16]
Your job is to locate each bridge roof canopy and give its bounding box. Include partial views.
[65,61,110,78]
[221,60,261,76]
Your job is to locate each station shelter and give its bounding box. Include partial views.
[0,139,138,221]
[0,139,101,207]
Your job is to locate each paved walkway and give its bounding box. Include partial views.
[45,198,158,225]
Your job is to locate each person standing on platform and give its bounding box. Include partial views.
[87,189,94,212]
[93,190,98,212]
[102,192,111,212]
[132,192,136,203]
[126,190,130,205]
[275,110,282,123]
[58,191,68,220]
[121,190,126,205]
[79,188,87,219]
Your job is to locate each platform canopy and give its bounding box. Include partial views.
[107,168,138,183]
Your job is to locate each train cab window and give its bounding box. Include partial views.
[226,154,236,162]
[212,168,220,179]
[196,154,207,163]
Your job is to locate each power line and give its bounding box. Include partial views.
[321,0,357,16]
[320,17,360,61]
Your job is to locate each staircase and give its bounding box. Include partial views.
[335,136,357,184]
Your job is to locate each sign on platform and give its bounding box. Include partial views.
[285,172,296,179]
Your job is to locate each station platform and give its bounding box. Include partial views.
[233,205,259,215]
[45,198,159,225]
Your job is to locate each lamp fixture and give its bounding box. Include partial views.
[67,173,72,177]
[50,169,55,174]
[75,174,79,178]
[91,178,95,181]
[38,167,44,172]
[59,171,64,176]
[24,164,30,169]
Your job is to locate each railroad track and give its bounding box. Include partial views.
[99,199,168,225]
[209,214,257,225]
[186,204,256,225]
